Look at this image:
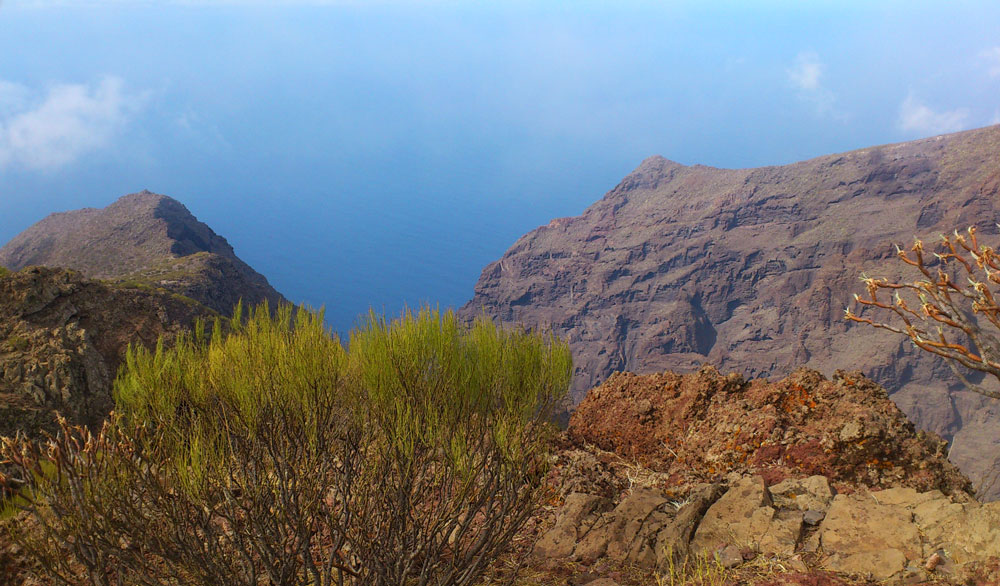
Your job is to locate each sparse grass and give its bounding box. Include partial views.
[0,494,27,522]
[6,334,29,352]
[1,459,59,522]
[108,279,156,291]
[113,251,215,286]
[108,278,215,312]
[657,550,728,586]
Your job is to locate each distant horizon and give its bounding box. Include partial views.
[2,1,998,334]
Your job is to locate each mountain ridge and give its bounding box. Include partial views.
[0,191,286,315]
[461,124,1000,496]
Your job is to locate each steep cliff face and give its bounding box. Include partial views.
[461,125,1000,494]
[0,266,214,439]
[0,191,286,315]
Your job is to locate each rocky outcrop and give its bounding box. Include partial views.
[529,367,1000,583]
[0,266,214,438]
[536,474,1000,584]
[568,367,970,496]
[0,191,286,315]
[461,125,1000,495]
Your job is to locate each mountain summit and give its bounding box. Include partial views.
[0,191,286,315]
[462,124,1000,496]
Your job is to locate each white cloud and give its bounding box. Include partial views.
[787,52,823,91]
[982,47,1000,77]
[898,94,970,136]
[0,81,29,118]
[0,76,145,171]
[786,51,843,119]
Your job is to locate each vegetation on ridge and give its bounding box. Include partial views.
[1,304,572,586]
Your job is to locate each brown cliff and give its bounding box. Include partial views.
[461,125,1000,496]
[0,266,214,439]
[0,191,286,316]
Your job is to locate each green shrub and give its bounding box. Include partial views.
[2,303,571,586]
[0,266,9,278]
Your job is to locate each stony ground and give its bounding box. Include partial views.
[518,367,1000,586]
[566,366,970,496]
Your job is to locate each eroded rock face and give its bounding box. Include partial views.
[461,125,1000,495]
[769,476,834,513]
[534,493,610,559]
[567,367,971,496]
[0,267,214,438]
[534,484,723,569]
[0,191,286,315]
[691,476,803,557]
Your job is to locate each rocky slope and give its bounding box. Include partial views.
[524,369,999,585]
[0,191,286,315]
[0,266,215,439]
[461,124,1000,496]
[566,367,969,495]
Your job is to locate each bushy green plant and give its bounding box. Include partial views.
[2,303,571,586]
[0,265,9,278]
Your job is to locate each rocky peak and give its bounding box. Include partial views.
[0,191,286,315]
[111,190,236,258]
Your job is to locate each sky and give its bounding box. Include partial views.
[1,0,999,335]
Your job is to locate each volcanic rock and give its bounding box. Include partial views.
[567,367,971,495]
[0,191,286,315]
[0,266,215,438]
[461,125,1000,496]
[530,367,1000,583]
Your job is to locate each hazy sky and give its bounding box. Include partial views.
[2,0,999,333]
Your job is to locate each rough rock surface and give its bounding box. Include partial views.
[0,191,286,315]
[521,366,1000,584]
[460,125,1000,495]
[567,367,970,496]
[0,266,214,438]
[690,475,803,557]
[536,458,1000,583]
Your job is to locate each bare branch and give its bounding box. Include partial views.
[848,227,1000,399]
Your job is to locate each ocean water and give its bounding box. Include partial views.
[3,3,996,335]
[0,139,634,336]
